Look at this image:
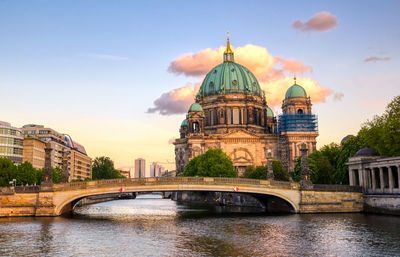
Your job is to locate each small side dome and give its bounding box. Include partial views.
[181,119,188,126]
[340,135,354,146]
[285,84,307,99]
[188,103,203,112]
[354,148,380,157]
[266,107,274,117]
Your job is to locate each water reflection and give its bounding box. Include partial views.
[0,194,400,257]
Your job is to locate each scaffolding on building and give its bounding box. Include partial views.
[277,114,318,134]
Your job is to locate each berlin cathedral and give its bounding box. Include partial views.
[174,36,318,175]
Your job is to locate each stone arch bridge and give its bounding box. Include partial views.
[1,177,363,217]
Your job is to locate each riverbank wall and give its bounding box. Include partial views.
[364,195,400,215]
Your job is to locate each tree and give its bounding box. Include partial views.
[241,165,268,179]
[0,157,17,187]
[52,167,62,184]
[334,135,365,185]
[359,95,400,156]
[182,148,237,177]
[272,160,289,181]
[92,156,124,180]
[16,162,41,186]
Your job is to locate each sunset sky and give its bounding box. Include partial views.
[1,1,399,170]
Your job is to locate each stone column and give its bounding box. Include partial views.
[358,168,363,187]
[398,165,400,191]
[349,169,354,186]
[388,166,394,193]
[379,167,384,191]
[300,143,312,189]
[41,143,54,191]
[371,168,377,191]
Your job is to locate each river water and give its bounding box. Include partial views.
[1,194,400,257]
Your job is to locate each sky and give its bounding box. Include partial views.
[1,0,399,170]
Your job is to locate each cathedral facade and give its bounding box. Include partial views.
[174,37,318,175]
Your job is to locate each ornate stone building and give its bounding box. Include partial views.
[174,36,318,175]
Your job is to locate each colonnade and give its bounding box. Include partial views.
[349,164,400,193]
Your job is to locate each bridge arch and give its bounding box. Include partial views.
[52,177,301,215]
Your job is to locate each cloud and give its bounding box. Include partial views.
[292,12,338,32]
[81,54,129,61]
[333,92,344,101]
[363,56,391,62]
[260,77,331,107]
[168,137,177,144]
[147,83,200,115]
[275,57,313,74]
[150,44,332,115]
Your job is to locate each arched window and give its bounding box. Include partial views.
[192,122,199,133]
[297,109,303,114]
[210,110,214,126]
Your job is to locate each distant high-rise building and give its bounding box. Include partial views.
[0,121,23,164]
[150,162,165,177]
[134,158,146,178]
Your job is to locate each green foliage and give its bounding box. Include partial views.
[0,158,44,186]
[182,148,237,177]
[92,156,124,180]
[16,162,42,186]
[0,157,18,187]
[359,96,400,156]
[52,167,62,184]
[241,165,267,180]
[334,135,365,185]
[241,165,255,178]
[293,157,301,182]
[272,160,289,181]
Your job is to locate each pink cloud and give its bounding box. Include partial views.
[364,56,391,62]
[147,83,200,115]
[151,44,332,115]
[168,137,176,144]
[292,12,338,32]
[275,57,313,74]
[333,92,344,101]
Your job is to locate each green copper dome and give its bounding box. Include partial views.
[266,107,274,117]
[188,102,203,112]
[197,62,263,98]
[285,84,307,99]
[181,119,188,126]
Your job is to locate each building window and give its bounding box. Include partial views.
[227,108,232,124]
[232,108,239,124]
[297,109,304,114]
[210,110,214,126]
[192,122,199,133]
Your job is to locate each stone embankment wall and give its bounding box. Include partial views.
[299,185,364,213]
[364,195,400,215]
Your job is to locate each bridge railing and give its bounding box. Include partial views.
[52,177,299,191]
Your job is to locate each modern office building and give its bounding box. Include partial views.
[21,124,92,181]
[22,136,46,169]
[21,124,70,168]
[150,162,165,177]
[134,158,146,178]
[0,121,23,164]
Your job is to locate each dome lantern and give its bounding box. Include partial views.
[223,31,234,62]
